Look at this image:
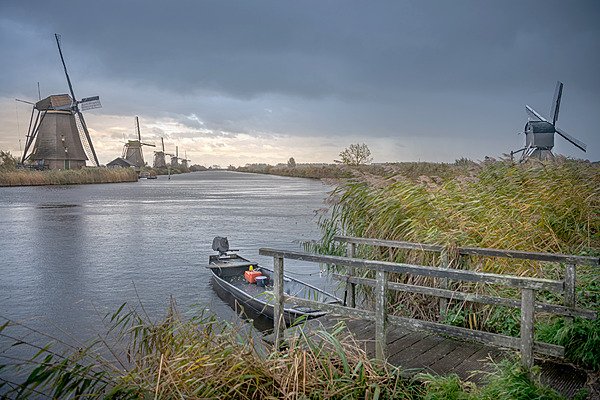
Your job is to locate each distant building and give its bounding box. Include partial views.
[107,157,136,168]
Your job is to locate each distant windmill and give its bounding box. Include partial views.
[122,116,155,168]
[170,145,180,167]
[180,151,191,169]
[153,137,168,168]
[512,81,587,161]
[20,34,102,169]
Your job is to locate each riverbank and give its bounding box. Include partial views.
[315,157,600,372]
[0,167,138,186]
[234,158,484,182]
[0,304,571,399]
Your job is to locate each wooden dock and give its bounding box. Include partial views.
[273,315,590,399]
[259,236,598,399]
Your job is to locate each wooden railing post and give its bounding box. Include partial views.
[346,242,356,308]
[273,256,285,349]
[375,269,388,362]
[520,288,535,368]
[564,263,576,323]
[439,249,449,321]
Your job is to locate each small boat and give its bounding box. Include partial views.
[208,237,342,324]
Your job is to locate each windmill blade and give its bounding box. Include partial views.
[79,96,102,111]
[55,34,77,102]
[135,116,141,142]
[15,98,35,105]
[550,81,563,125]
[525,105,548,122]
[141,142,156,147]
[555,127,586,152]
[22,109,43,163]
[75,110,100,165]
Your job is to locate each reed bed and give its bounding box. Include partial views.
[0,167,138,186]
[1,302,568,399]
[0,303,416,399]
[315,159,599,368]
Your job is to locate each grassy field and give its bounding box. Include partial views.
[0,167,138,186]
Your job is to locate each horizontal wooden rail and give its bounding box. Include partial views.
[260,243,594,368]
[331,274,597,319]
[333,235,599,266]
[259,248,564,292]
[284,295,564,358]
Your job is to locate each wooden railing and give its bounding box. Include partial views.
[259,237,598,368]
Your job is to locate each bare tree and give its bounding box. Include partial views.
[287,157,296,168]
[339,143,372,166]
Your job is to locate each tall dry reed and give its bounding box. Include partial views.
[0,168,138,187]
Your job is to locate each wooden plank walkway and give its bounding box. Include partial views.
[273,315,590,399]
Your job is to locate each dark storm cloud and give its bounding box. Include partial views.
[1,1,599,161]
[3,1,599,99]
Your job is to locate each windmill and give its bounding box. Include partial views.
[511,81,587,161]
[153,137,168,168]
[170,145,180,167]
[20,34,102,169]
[180,151,191,169]
[122,116,155,168]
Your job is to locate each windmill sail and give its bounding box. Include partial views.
[550,81,563,125]
[75,111,100,165]
[525,105,548,122]
[79,96,102,111]
[555,127,586,152]
[55,33,100,167]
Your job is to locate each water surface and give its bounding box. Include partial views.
[0,171,332,347]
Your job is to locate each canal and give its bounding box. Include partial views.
[0,171,333,354]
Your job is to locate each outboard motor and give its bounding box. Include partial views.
[212,236,230,256]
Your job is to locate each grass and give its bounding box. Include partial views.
[0,303,416,399]
[1,302,569,399]
[313,158,599,369]
[0,167,138,186]
[419,359,569,400]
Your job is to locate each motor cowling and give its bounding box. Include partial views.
[212,236,230,254]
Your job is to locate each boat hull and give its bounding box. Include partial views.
[208,254,340,325]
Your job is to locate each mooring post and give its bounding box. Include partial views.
[439,249,449,321]
[273,256,285,349]
[520,288,535,369]
[375,269,388,362]
[346,242,356,308]
[564,263,576,324]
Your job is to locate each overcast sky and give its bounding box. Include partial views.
[1,1,598,166]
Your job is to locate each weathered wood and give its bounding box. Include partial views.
[346,243,356,308]
[564,264,576,324]
[520,288,535,368]
[333,235,600,266]
[385,314,563,359]
[375,270,387,361]
[439,250,449,321]
[458,246,599,267]
[259,248,564,292]
[284,295,564,358]
[331,274,596,319]
[273,256,285,349]
[334,235,445,253]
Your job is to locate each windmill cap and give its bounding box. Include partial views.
[35,94,73,111]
